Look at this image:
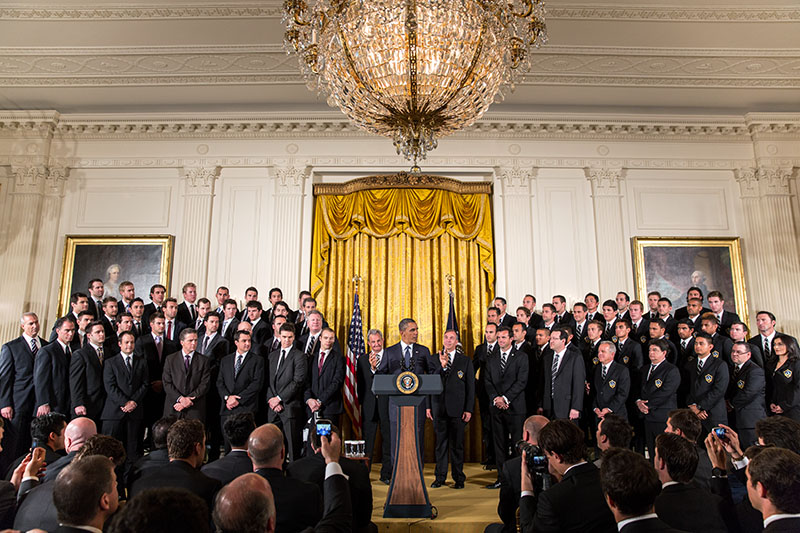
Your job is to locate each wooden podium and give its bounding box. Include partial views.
[373,372,442,519]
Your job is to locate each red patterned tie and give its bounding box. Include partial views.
[318,351,325,373]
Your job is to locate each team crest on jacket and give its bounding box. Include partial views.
[737,380,745,389]
[712,350,720,358]
[640,336,647,343]
[705,374,713,383]
[623,356,630,364]
[665,333,670,339]
[612,336,618,343]
[655,379,663,388]
[592,357,599,365]
[784,369,793,379]
[609,380,617,389]
[457,370,464,379]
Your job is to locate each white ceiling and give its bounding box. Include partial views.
[0,0,798,116]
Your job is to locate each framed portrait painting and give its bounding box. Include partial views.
[632,237,748,319]
[58,235,174,316]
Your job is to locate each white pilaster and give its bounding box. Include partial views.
[176,166,220,294]
[495,165,537,305]
[270,165,309,300]
[586,168,628,298]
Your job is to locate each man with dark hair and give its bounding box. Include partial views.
[305,327,345,426]
[595,414,633,467]
[162,298,185,343]
[600,300,618,340]
[746,448,800,532]
[627,301,650,348]
[700,315,733,364]
[246,300,271,347]
[267,323,307,461]
[100,296,120,345]
[665,409,712,489]
[494,297,515,328]
[69,321,108,425]
[176,282,199,327]
[135,312,179,433]
[42,417,98,482]
[238,287,259,322]
[687,332,729,432]
[49,292,89,342]
[636,339,680,460]
[130,419,221,511]
[162,328,211,421]
[656,298,678,342]
[728,342,767,448]
[487,307,501,326]
[217,330,264,452]
[599,448,678,532]
[5,412,67,477]
[540,304,557,331]
[109,488,211,533]
[730,322,764,367]
[202,413,257,486]
[52,455,119,533]
[520,419,615,532]
[654,433,728,532]
[706,291,739,338]
[551,295,575,330]
[541,327,584,422]
[143,284,166,325]
[129,298,147,337]
[87,279,105,319]
[748,311,798,364]
[199,311,230,459]
[35,316,75,417]
[615,292,631,321]
[249,423,322,532]
[674,287,710,321]
[221,299,241,343]
[129,416,177,484]
[584,293,602,323]
[214,286,230,317]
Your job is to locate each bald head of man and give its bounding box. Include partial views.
[247,424,285,470]
[213,473,275,533]
[523,415,549,446]
[64,417,98,453]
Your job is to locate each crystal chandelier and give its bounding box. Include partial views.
[283,0,547,169]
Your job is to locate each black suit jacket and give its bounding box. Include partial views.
[306,346,345,417]
[163,319,187,343]
[655,481,728,532]
[102,353,149,420]
[631,319,651,346]
[619,517,685,533]
[287,453,372,531]
[640,361,680,423]
[356,352,380,422]
[134,333,179,384]
[473,342,498,391]
[249,318,271,347]
[430,352,475,418]
[727,359,767,428]
[521,462,616,533]
[0,336,46,417]
[593,361,630,418]
[69,344,107,419]
[686,355,729,424]
[221,317,241,343]
[267,347,308,419]
[765,517,800,532]
[542,347,585,418]
[485,346,529,415]
[128,448,170,485]
[768,357,800,420]
[200,449,254,485]
[377,342,433,375]
[176,301,197,327]
[255,467,322,533]
[13,480,57,533]
[34,341,71,415]
[497,456,522,533]
[142,302,161,324]
[130,460,221,511]
[556,311,576,331]
[216,352,264,415]
[197,333,229,367]
[615,339,644,373]
[162,351,211,420]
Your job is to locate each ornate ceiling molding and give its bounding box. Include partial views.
[0,2,797,22]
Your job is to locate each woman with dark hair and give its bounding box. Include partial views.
[768,333,800,421]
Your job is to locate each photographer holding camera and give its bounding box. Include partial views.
[519,420,616,533]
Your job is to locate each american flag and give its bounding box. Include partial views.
[345,292,364,437]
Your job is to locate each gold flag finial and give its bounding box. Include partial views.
[352,275,363,293]
[445,273,454,296]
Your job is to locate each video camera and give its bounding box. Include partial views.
[516,440,552,491]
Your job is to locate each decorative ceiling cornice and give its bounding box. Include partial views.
[0,2,797,22]
[314,175,493,195]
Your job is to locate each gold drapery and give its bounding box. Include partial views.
[311,177,495,462]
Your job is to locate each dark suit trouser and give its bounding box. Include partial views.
[271,413,302,461]
[434,414,466,483]
[103,417,143,461]
[738,428,757,450]
[491,408,524,471]
[476,384,495,462]
[644,417,667,460]
[363,397,392,479]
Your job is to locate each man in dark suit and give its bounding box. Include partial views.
[213,286,230,318]
[707,291,739,337]
[49,293,89,342]
[539,304,558,332]
[636,339,681,460]
[50,455,120,533]
[674,287,711,320]
[162,298,187,343]
[700,315,734,364]
[648,318,678,365]
[134,312,179,435]
[0,313,47,471]
[117,280,136,315]
[541,327,584,421]
[199,311,231,459]
[264,315,286,355]
[584,293,603,324]
[176,282,199,327]
[87,278,105,319]
[35,316,74,418]
[245,300,271,347]
[217,330,264,451]
[249,422,323,532]
[746,447,800,533]
[287,424,373,533]
[128,416,175,485]
[599,448,682,533]
[749,310,799,365]
[522,295,544,330]
[653,433,729,533]
[473,323,498,466]
[101,331,149,461]
[428,330,475,489]
[512,322,535,359]
[69,321,108,426]
[297,310,325,359]
[615,292,632,321]
[730,322,764,367]
[130,419,221,513]
[600,300,619,341]
[687,332,729,433]
[162,328,211,422]
[520,420,616,533]
[494,297,516,328]
[99,296,119,346]
[201,412,256,486]
[221,298,240,343]
[305,328,345,426]
[237,287,259,322]
[656,299,679,342]
[357,328,392,483]
[142,283,166,325]
[628,301,650,347]
[267,323,308,461]
[728,341,767,448]
[570,303,589,351]
[592,341,630,422]
[665,409,713,489]
[485,326,529,487]
[552,295,575,331]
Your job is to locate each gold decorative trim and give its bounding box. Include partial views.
[313,174,492,195]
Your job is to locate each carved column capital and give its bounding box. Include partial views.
[273,165,310,194]
[10,165,49,194]
[182,166,221,195]
[585,167,624,196]
[496,165,537,194]
[734,167,759,198]
[44,167,70,196]
[757,166,794,196]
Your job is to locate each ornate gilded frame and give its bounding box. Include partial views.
[58,235,173,316]
[632,237,748,320]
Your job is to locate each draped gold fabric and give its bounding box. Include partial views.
[311,183,494,462]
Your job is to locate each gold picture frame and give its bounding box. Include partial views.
[632,237,748,320]
[58,235,174,316]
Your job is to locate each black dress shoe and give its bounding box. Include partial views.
[431,480,444,488]
[379,478,390,485]
[485,480,502,489]
[453,482,465,489]
[483,464,497,471]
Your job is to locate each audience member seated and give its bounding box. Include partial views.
[600,448,683,532]
[129,419,221,512]
[0,417,47,529]
[108,488,211,533]
[43,417,98,482]
[15,434,125,533]
[745,447,800,532]
[128,415,176,485]
[51,455,120,533]
[594,414,633,468]
[249,423,322,533]
[215,432,351,533]
[287,424,374,533]
[664,408,711,488]
[653,432,729,532]
[520,419,616,533]
[201,412,256,486]
[5,412,67,480]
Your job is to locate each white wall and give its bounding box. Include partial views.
[1,111,799,341]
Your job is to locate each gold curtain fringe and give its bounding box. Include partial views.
[313,174,493,196]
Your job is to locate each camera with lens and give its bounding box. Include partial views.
[516,440,552,491]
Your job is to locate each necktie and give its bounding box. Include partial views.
[306,335,317,357]
[202,335,210,354]
[764,338,771,359]
[167,321,173,340]
[235,354,243,378]
[551,353,559,395]
[446,354,452,373]
[682,339,687,350]
[65,345,71,359]
[272,338,279,351]
[647,363,656,381]
[500,351,508,373]
[196,318,202,330]
[619,340,625,351]
[734,364,741,376]
[318,351,326,373]
[134,321,141,335]
[576,323,582,336]
[602,364,607,381]
[277,349,286,371]
[184,354,191,371]
[404,345,412,368]
[222,320,230,335]
[125,355,132,373]
[697,358,704,375]
[30,338,38,356]
[190,304,196,321]
[155,336,163,358]
[97,346,104,365]
[606,323,612,333]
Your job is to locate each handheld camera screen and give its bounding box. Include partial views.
[316,422,332,437]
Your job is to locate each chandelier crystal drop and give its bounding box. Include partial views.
[283,0,547,168]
